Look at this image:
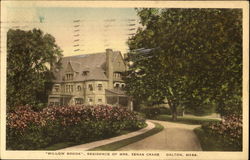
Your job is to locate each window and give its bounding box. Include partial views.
[65,85,73,92]
[121,84,125,88]
[88,84,93,91]
[114,72,122,78]
[66,73,73,80]
[65,85,69,92]
[114,83,119,88]
[98,99,102,102]
[97,84,103,91]
[82,71,89,76]
[77,85,81,91]
[54,85,60,92]
[75,98,83,105]
[88,98,93,102]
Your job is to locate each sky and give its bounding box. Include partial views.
[3,6,140,57]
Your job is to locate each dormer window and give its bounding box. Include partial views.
[113,72,122,78]
[82,71,89,76]
[66,73,73,80]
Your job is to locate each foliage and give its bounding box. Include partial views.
[6,105,146,150]
[200,114,242,150]
[7,29,62,110]
[125,8,242,120]
[185,104,216,116]
[140,106,172,118]
[141,107,160,118]
[6,106,48,149]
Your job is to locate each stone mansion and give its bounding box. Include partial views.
[48,49,131,109]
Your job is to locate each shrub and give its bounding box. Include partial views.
[6,105,146,150]
[140,106,172,118]
[201,114,242,151]
[6,106,49,149]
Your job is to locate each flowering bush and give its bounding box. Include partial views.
[6,105,146,150]
[6,106,48,149]
[201,114,242,150]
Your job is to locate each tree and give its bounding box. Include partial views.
[125,8,242,120]
[7,29,62,110]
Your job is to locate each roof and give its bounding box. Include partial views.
[52,51,122,82]
[105,89,127,96]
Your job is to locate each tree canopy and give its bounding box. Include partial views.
[125,8,242,119]
[7,29,62,110]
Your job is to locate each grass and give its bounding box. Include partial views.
[42,126,148,150]
[89,122,164,151]
[43,142,76,150]
[154,114,221,125]
[194,127,241,151]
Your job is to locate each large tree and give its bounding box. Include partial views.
[7,29,62,110]
[125,8,242,120]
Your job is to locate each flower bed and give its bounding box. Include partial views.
[6,105,146,150]
[200,114,242,151]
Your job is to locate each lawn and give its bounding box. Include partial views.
[89,122,164,151]
[194,127,241,151]
[153,114,221,125]
[44,142,76,150]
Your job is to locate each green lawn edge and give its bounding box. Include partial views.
[194,127,241,151]
[194,127,227,151]
[44,142,76,150]
[89,122,164,151]
[154,114,221,125]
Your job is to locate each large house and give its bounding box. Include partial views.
[48,49,132,109]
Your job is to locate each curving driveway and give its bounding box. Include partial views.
[118,120,202,151]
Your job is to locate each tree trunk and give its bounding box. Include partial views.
[171,107,177,121]
[169,102,177,121]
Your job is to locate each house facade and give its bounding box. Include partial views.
[48,49,132,109]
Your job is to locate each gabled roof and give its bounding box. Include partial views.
[68,61,81,72]
[52,51,123,82]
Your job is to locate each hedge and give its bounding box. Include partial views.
[6,105,146,150]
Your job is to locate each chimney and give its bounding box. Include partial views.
[106,49,114,89]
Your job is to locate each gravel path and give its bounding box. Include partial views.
[118,120,202,151]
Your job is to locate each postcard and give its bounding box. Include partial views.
[0,1,249,160]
